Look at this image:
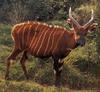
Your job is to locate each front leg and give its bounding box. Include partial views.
[53,57,64,87]
[65,48,72,56]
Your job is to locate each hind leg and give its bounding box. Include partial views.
[20,51,29,80]
[5,48,21,80]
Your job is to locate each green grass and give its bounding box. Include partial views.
[0,24,13,46]
[0,79,98,92]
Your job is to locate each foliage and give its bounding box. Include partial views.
[96,0,100,55]
[0,79,98,92]
[0,24,12,46]
[0,0,95,24]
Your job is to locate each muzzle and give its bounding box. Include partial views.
[76,37,86,47]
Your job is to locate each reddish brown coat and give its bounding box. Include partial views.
[11,21,76,58]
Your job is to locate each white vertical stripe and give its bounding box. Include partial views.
[22,25,27,49]
[26,24,32,46]
[17,24,25,49]
[49,28,57,54]
[43,28,54,56]
[29,23,40,49]
[33,26,48,54]
[37,27,50,55]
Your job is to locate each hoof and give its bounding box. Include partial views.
[55,82,61,87]
[26,77,29,80]
[55,84,61,88]
[25,75,29,80]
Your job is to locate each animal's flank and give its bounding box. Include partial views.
[35,26,49,55]
[43,28,55,55]
[35,27,50,55]
[53,31,65,54]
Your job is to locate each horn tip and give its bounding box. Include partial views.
[69,7,71,15]
[69,7,71,11]
[91,9,94,14]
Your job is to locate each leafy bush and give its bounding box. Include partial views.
[0,24,12,46]
[96,1,100,54]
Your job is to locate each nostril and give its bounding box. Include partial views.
[77,40,85,47]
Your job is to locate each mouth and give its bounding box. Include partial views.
[76,41,85,47]
[80,44,85,47]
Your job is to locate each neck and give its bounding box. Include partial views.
[65,31,77,49]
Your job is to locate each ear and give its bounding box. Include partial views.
[86,23,98,32]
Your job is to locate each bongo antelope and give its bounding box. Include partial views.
[5,7,97,86]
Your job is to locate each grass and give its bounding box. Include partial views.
[0,78,98,92]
